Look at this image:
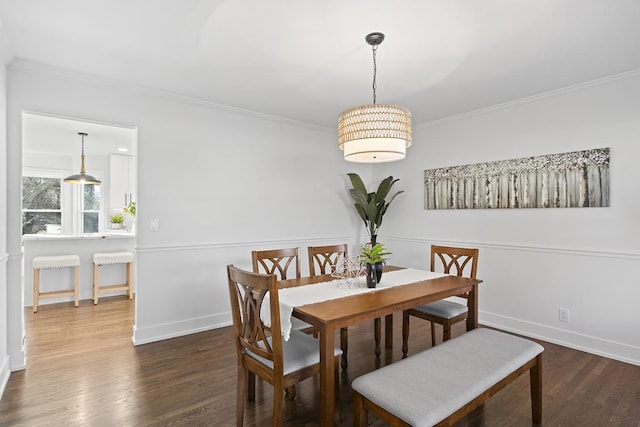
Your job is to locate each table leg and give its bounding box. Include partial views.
[466,284,479,331]
[319,323,336,427]
[384,314,393,349]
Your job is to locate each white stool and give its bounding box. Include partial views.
[93,252,134,304]
[32,255,80,313]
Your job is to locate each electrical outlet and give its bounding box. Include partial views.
[150,218,159,231]
[558,307,570,322]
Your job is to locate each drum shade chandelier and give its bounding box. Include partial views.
[338,32,412,163]
[64,132,102,184]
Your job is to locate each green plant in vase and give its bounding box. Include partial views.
[347,173,403,243]
[347,173,403,285]
[360,243,391,288]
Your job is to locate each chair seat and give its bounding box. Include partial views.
[412,299,468,319]
[33,255,80,269]
[246,329,342,376]
[93,251,134,265]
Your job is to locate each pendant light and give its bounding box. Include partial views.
[338,32,412,163]
[64,132,102,184]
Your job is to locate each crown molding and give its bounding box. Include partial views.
[416,68,640,129]
[9,58,335,134]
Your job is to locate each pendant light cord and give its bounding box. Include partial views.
[372,44,378,105]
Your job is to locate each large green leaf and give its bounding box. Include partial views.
[374,176,395,204]
[346,173,403,237]
[349,188,369,208]
[347,173,368,196]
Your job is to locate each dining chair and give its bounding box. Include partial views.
[227,265,342,427]
[401,245,479,357]
[251,247,315,335]
[307,244,383,369]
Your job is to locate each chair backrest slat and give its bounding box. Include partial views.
[252,247,301,280]
[430,244,479,296]
[307,244,348,276]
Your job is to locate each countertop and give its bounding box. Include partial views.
[23,232,135,241]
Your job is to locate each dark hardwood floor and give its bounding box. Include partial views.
[1,297,639,426]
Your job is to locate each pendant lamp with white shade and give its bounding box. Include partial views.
[338,32,412,163]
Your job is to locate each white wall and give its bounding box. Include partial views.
[6,61,371,363]
[0,42,10,397]
[378,72,640,365]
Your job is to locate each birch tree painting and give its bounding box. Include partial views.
[424,148,609,209]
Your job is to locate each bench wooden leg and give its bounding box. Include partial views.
[531,353,543,424]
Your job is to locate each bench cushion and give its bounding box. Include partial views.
[351,328,543,427]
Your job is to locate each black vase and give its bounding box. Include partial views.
[369,235,384,284]
[374,261,384,284]
[366,263,377,288]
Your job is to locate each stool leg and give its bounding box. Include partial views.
[73,266,79,308]
[93,263,99,305]
[33,268,40,313]
[126,262,133,300]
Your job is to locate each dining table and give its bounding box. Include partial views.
[275,265,483,427]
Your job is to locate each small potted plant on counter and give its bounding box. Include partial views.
[109,214,125,230]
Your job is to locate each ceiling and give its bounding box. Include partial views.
[2,0,640,132]
[22,113,136,157]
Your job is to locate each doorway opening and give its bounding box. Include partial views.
[21,111,138,353]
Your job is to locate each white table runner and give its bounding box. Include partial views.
[261,268,447,340]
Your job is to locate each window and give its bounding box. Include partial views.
[82,184,101,233]
[22,173,102,235]
[22,176,62,235]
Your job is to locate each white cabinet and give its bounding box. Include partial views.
[109,154,136,209]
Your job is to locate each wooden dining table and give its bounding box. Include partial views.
[277,266,483,427]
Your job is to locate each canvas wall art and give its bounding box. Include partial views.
[424,148,609,210]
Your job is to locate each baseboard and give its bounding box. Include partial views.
[132,312,232,345]
[479,311,640,366]
[0,355,10,399]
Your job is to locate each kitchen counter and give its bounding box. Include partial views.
[23,232,135,241]
[22,233,136,308]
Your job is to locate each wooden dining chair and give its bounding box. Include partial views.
[227,265,342,427]
[402,245,479,357]
[251,247,315,335]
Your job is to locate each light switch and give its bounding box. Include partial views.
[151,218,159,231]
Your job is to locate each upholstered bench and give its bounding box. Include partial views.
[93,251,134,304]
[352,328,544,426]
[32,255,80,313]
